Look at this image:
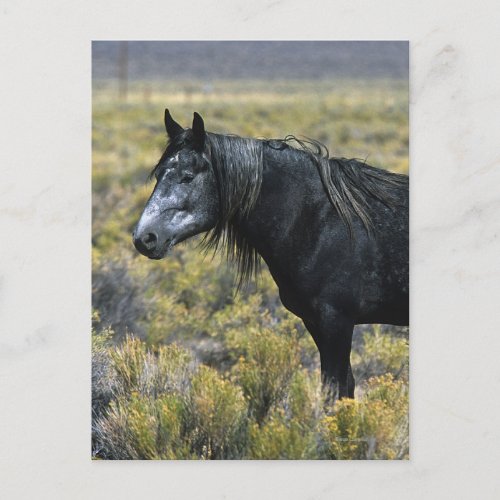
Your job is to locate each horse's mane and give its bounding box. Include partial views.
[202,133,264,288]
[276,135,408,236]
[155,131,408,287]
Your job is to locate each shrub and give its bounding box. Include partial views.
[232,329,301,422]
[109,336,194,398]
[93,335,197,459]
[92,254,149,339]
[93,334,249,459]
[322,374,409,459]
[352,325,409,382]
[91,322,115,422]
[109,336,147,394]
[145,294,199,346]
[94,392,194,459]
[286,369,324,428]
[187,366,248,459]
[248,408,320,459]
[92,332,409,460]
[247,370,325,460]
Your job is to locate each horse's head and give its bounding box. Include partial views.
[133,110,218,259]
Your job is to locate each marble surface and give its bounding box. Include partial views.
[1,1,499,498]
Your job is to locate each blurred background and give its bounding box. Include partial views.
[92,41,409,460]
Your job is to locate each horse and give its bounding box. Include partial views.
[133,110,409,399]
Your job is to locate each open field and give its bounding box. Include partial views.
[92,79,409,459]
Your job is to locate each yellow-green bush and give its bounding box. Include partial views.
[352,325,409,382]
[323,374,409,459]
[94,392,194,459]
[248,408,319,460]
[92,329,408,459]
[93,335,248,459]
[232,329,301,422]
[188,366,247,459]
[247,370,325,459]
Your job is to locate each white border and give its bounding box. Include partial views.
[1,1,500,498]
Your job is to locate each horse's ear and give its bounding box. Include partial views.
[164,109,183,139]
[192,112,205,152]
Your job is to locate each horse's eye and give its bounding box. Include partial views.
[180,173,195,184]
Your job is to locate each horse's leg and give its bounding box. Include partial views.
[320,334,353,399]
[304,314,355,399]
[347,362,355,399]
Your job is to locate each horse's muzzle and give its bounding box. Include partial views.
[133,230,160,258]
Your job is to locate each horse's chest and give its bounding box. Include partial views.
[268,258,329,321]
[276,281,317,321]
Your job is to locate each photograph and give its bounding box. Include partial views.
[91,41,409,460]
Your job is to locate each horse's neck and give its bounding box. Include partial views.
[240,147,324,272]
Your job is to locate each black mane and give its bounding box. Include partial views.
[276,135,408,236]
[202,133,264,287]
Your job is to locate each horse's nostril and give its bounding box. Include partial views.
[141,232,158,250]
